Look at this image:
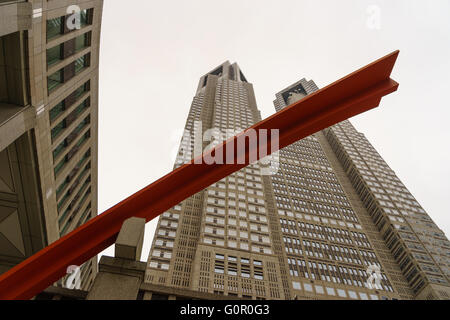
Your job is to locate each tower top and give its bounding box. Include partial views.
[196,61,249,94]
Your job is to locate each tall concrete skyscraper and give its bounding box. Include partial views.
[145,63,450,300]
[0,0,103,290]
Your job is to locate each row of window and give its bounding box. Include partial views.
[48,53,91,94]
[53,117,91,177]
[47,9,92,41]
[46,10,95,237]
[47,32,91,67]
[291,281,385,300]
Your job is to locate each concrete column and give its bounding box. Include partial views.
[114,216,145,261]
[86,217,147,300]
[0,2,32,38]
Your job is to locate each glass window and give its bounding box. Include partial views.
[337,289,347,297]
[54,158,65,176]
[53,120,89,161]
[359,293,369,300]
[326,287,336,296]
[227,268,237,276]
[47,44,62,66]
[49,82,89,124]
[49,101,65,123]
[80,9,90,27]
[51,120,65,140]
[253,260,263,266]
[74,81,89,100]
[292,282,301,290]
[75,56,85,73]
[56,178,69,198]
[53,140,67,159]
[48,69,63,93]
[74,99,90,117]
[254,272,263,280]
[304,283,313,292]
[75,54,90,74]
[47,17,63,40]
[75,33,89,52]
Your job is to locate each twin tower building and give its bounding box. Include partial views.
[145,61,450,300]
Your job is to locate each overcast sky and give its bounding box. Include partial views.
[97,0,450,260]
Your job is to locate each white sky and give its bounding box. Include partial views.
[98,0,450,260]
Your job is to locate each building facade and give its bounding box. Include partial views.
[145,62,450,300]
[0,0,103,290]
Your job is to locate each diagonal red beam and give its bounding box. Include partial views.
[0,50,399,300]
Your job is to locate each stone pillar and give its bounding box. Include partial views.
[86,217,147,300]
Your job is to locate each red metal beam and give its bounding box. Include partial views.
[0,50,399,300]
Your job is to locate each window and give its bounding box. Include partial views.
[54,158,66,176]
[241,270,250,278]
[304,284,313,292]
[47,17,63,40]
[75,53,90,74]
[47,33,91,67]
[326,287,336,296]
[75,32,91,52]
[53,124,90,177]
[53,140,67,159]
[228,269,237,276]
[48,69,63,92]
[253,260,263,266]
[73,81,90,100]
[254,271,264,280]
[47,45,62,66]
[337,289,347,298]
[53,124,90,160]
[51,99,90,142]
[49,82,90,123]
[47,53,90,93]
[51,120,65,140]
[315,285,324,294]
[80,9,90,27]
[241,258,250,264]
[292,282,301,290]
[359,293,369,300]
[46,9,93,41]
[50,101,65,122]
[56,150,90,197]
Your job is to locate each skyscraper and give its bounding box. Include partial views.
[274,78,450,300]
[145,62,450,300]
[0,0,103,290]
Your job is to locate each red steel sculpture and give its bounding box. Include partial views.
[0,50,400,300]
